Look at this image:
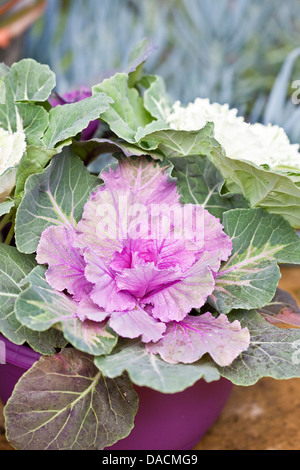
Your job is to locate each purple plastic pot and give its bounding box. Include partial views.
[0,334,232,450]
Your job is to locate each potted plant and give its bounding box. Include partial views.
[1,41,300,451]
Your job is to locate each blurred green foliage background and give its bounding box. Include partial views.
[21,0,300,142]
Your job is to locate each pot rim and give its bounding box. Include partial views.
[0,334,41,370]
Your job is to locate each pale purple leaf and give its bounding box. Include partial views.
[200,209,233,272]
[75,185,124,259]
[147,313,250,367]
[116,263,181,299]
[109,307,166,343]
[101,157,179,206]
[36,226,92,301]
[84,250,136,312]
[76,158,180,256]
[156,237,199,271]
[77,297,109,323]
[145,257,215,322]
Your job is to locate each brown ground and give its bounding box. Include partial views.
[1,266,300,451]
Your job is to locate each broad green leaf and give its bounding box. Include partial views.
[0,200,14,217]
[139,74,172,121]
[219,310,300,386]
[93,73,153,143]
[134,120,170,143]
[15,149,100,254]
[0,99,49,148]
[6,59,55,102]
[4,348,138,450]
[137,122,217,157]
[0,78,5,104]
[42,93,112,148]
[95,340,220,394]
[127,38,155,73]
[127,38,156,87]
[210,146,300,229]
[63,320,118,357]
[0,244,36,344]
[25,329,68,356]
[0,83,19,132]
[0,245,67,354]
[15,146,58,199]
[16,103,49,146]
[169,155,248,219]
[0,63,10,78]
[16,266,77,331]
[72,137,164,162]
[212,208,300,313]
[16,266,118,357]
[0,59,54,146]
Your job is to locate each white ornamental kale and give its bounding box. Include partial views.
[0,127,26,203]
[167,98,300,171]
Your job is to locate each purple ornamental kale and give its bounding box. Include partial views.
[36,158,250,367]
[49,87,99,140]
